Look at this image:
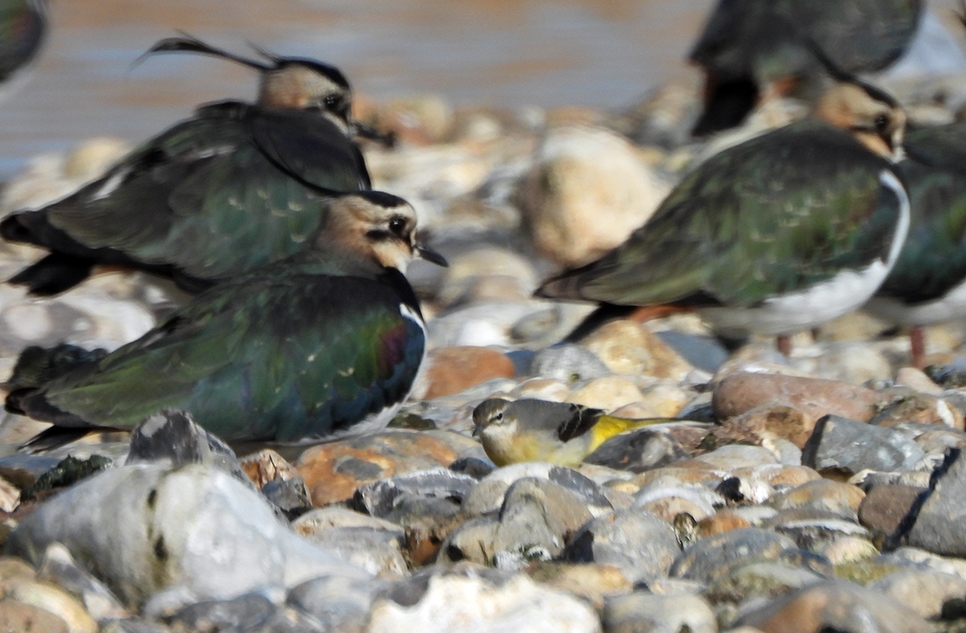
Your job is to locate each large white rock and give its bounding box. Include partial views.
[6,463,369,607]
[367,566,601,633]
[520,125,670,267]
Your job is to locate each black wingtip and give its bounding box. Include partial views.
[7,253,95,296]
[691,77,760,137]
[18,427,93,453]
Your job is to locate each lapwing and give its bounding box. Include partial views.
[5,189,447,448]
[1,35,376,295]
[0,0,46,97]
[865,121,966,367]
[689,0,922,136]
[537,78,910,356]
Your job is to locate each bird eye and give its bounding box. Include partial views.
[874,114,889,131]
[324,94,341,110]
[388,216,407,236]
[494,412,504,422]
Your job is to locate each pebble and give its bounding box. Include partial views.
[576,320,692,380]
[562,509,681,584]
[802,414,926,475]
[519,124,669,267]
[905,449,966,556]
[602,592,717,633]
[669,528,798,583]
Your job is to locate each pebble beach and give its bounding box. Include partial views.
[5,4,966,633]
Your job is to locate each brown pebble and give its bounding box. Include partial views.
[858,484,926,536]
[696,511,751,538]
[423,346,515,399]
[713,372,888,423]
[709,404,817,449]
[296,430,478,506]
[239,449,300,489]
[0,599,68,633]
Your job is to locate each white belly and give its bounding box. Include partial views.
[865,278,966,327]
[701,169,911,337]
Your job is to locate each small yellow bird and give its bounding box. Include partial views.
[472,397,677,467]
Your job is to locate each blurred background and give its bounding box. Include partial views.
[1,0,965,180]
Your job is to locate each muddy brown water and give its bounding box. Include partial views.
[0,0,962,179]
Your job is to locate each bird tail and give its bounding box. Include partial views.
[588,415,678,453]
[3,343,107,395]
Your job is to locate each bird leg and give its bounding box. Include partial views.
[909,325,926,369]
[776,334,792,357]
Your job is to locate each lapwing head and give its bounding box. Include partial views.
[139,34,357,134]
[324,191,448,272]
[814,81,906,162]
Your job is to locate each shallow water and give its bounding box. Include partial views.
[1,0,964,180]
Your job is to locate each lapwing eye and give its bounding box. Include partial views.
[324,94,342,110]
[388,216,407,236]
[874,114,890,132]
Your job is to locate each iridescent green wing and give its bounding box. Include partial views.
[882,127,966,302]
[543,121,902,308]
[38,265,424,442]
[44,104,369,283]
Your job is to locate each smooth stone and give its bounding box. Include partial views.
[703,561,826,607]
[858,484,926,537]
[38,543,127,622]
[441,477,593,568]
[295,528,407,577]
[287,575,385,631]
[818,536,879,564]
[292,508,403,536]
[366,564,601,633]
[876,546,966,580]
[463,463,614,518]
[895,367,944,396]
[695,511,752,539]
[422,346,516,399]
[0,575,97,633]
[713,372,888,423]
[802,342,894,385]
[526,563,632,609]
[436,247,538,308]
[732,580,931,633]
[602,592,716,633]
[692,444,780,470]
[708,404,816,450]
[529,344,611,384]
[906,449,966,556]
[802,414,926,474]
[567,377,648,412]
[125,409,239,474]
[513,378,572,402]
[296,430,479,506]
[584,428,690,473]
[167,593,277,632]
[670,528,798,583]
[520,124,669,268]
[870,568,966,618]
[655,330,730,374]
[6,464,368,607]
[0,599,69,633]
[99,618,171,632]
[577,320,692,380]
[870,390,964,430]
[562,509,681,584]
[633,480,725,522]
[768,479,864,519]
[765,510,870,549]
[351,468,477,519]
